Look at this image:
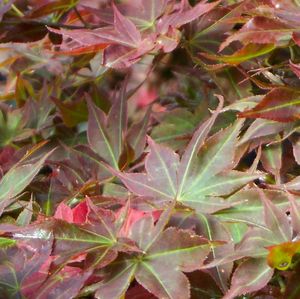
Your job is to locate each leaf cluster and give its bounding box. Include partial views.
[1,1,300,298]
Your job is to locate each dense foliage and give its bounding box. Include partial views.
[1,0,300,298]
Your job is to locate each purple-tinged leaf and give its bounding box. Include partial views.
[94,255,137,299]
[259,188,292,242]
[34,267,91,299]
[0,233,53,298]
[290,60,300,78]
[16,197,33,226]
[134,228,211,299]
[115,115,256,213]
[216,189,293,228]
[178,121,258,213]
[239,88,300,123]
[113,4,141,46]
[223,258,273,299]
[169,211,233,293]
[102,39,154,68]
[220,16,293,51]
[287,191,300,235]
[87,97,119,169]
[158,1,219,33]
[236,228,277,257]
[0,148,55,214]
[127,107,151,161]
[239,118,289,145]
[177,95,224,196]
[107,81,128,164]
[0,0,14,22]
[183,120,244,186]
[151,108,200,151]
[261,140,282,184]
[146,137,179,197]
[95,212,211,299]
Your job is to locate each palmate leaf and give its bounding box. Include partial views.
[114,107,258,213]
[204,189,293,270]
[49,5,141,53]
[12,199,139,272]
[92,213,212,299]
[50,199,140,269]
[49,0,218,67]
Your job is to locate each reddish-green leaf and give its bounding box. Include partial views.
[201,44,275,65]
[220,16,293,51]
[95,215,212,299]
[28,0,79,18]
[223,258,273,299]
[0,148,54,213]
[239,88,300,122]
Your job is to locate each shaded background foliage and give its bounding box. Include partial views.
[0,0,300,298]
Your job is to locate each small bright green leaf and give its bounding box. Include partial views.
[0,237,16,248]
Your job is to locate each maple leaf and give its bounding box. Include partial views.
[47,198,141,269]
[49,1,218,67]
[201,188,294,297]
[113,101,258,213]
[90,211,213,299]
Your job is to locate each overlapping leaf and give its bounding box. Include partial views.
[0,146,54,215]
[220,16,294,51]
[92,212,212,299]
[87,82,148,169]
[239,88,300,122]
[115,108,258,213]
